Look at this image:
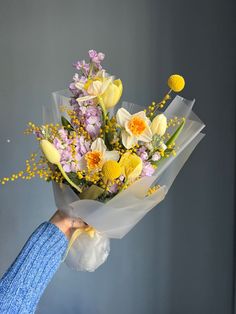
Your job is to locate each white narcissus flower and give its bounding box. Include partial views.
[78,138,119,172]
[150,114,167,136]
[116,108,152,149]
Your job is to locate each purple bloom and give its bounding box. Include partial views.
[137,146,149,161]
[88,50,105,64]
[70,97,78,106]
[53,129,91,173]
[141,162,155,177]
[109,183,118,194]
[73,60,90,74]
[140,151,148,161]
[69,74,87,96]
[74,104,102,139]
[58,129,70,142]
[63,163,72,172]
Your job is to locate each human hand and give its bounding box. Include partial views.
[50,210,86,239]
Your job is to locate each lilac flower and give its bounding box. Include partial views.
[74,104,102,139]
[137,146,147,154]
[76,135,91,156]
[84,106,102,138]
[53,129,91,173]
[140,151,148,161]
[58,129,70,142]
[73,60,90,75]
[141,162,155,177]
[69,74,87,96]
[70,97,78,106]
[109,183,118,194]
[137,146,149,161]
[88,50,105,64]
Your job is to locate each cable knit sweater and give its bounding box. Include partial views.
[0,222,68,314]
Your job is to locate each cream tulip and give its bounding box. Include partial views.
[150,114,167,136]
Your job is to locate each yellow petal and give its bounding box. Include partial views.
[119,152,142,181]
[102,79,123,109]
[113,79,123,100]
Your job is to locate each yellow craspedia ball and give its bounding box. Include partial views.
[168,74,185,92]
[102,160,122,181]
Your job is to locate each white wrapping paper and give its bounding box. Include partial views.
[45,90,205,271]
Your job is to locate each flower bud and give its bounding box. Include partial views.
[150,114,167,136]
[40,139,61,164]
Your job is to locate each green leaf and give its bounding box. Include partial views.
[61,116,74,132]
[67,172,84,185]
[165,119,186,147]
[79,185,104,200]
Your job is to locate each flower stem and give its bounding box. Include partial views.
[57,163,82,192]
[98,96,107,141]
[98,96,107,121]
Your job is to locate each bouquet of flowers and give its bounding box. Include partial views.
[0,50,205,271]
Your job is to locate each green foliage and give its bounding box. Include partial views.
[165,119,185,147]
[61,116,74,132]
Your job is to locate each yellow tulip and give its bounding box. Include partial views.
[119,152,142,181]
[150,114,167,136]
[40,139,61,164]
[40,139,82,192]
[101,79,123,109]
[167,74,185,92]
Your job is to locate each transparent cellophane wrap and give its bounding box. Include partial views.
[43,90,205,271]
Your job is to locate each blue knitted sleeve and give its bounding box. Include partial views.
[0,222,68,314]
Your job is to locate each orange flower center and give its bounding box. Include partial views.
[128,116,146,136]
[85,151,103,170]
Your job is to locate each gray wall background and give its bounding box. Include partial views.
[0,0,235,313]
